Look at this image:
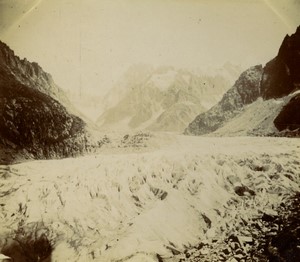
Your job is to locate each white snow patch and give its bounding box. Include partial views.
[182,74,191,83]
[150,70,178,91]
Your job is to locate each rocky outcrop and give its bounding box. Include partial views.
[261,26,300,99]
[1,221,53,262]
[0,42,102,164]
[185,65,263,135]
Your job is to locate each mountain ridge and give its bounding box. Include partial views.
[185,26,300,136]
[0,41,101,164]
[96,65,241,132]
[0,41,67,104]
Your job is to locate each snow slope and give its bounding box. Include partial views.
[210,91,300,137]
[0,134,299,261]
[210,98,284,136]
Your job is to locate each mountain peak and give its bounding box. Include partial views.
[97,66,235,132]
[261,26,300,99]
[0,40,49,81]
[0,40,10,50]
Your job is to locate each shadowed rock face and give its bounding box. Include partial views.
[274,94,300,131]
[266,26,300,133]
[185,65,263,135]
[1,222,53,262]
[0,41,92,164]
[261,26,300,99]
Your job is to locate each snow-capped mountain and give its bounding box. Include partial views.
[96,65,241,132]
[186,26,300,137]
[0,41,100,164]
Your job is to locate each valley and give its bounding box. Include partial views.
[0,4,299,261]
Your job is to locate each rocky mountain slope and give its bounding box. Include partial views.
[96,65,241,132]
[185,26,300,136]
[0,41,101,164]
[185,65,263,135]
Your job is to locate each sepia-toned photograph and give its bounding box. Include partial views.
[0,0,300,261]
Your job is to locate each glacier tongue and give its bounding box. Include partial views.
[0,134,299,261]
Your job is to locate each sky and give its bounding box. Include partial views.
[0,0,300,96]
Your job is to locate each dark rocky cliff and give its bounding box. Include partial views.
[261,26,300,133]
[274,94,300,132]
[261,26,300,99]
[0,41,99,164]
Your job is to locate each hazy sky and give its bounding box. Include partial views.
[0,0,300,96]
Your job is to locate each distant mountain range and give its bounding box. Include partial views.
[185,26,300,137]
[96,64,241,132]
[0,41,100,164]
